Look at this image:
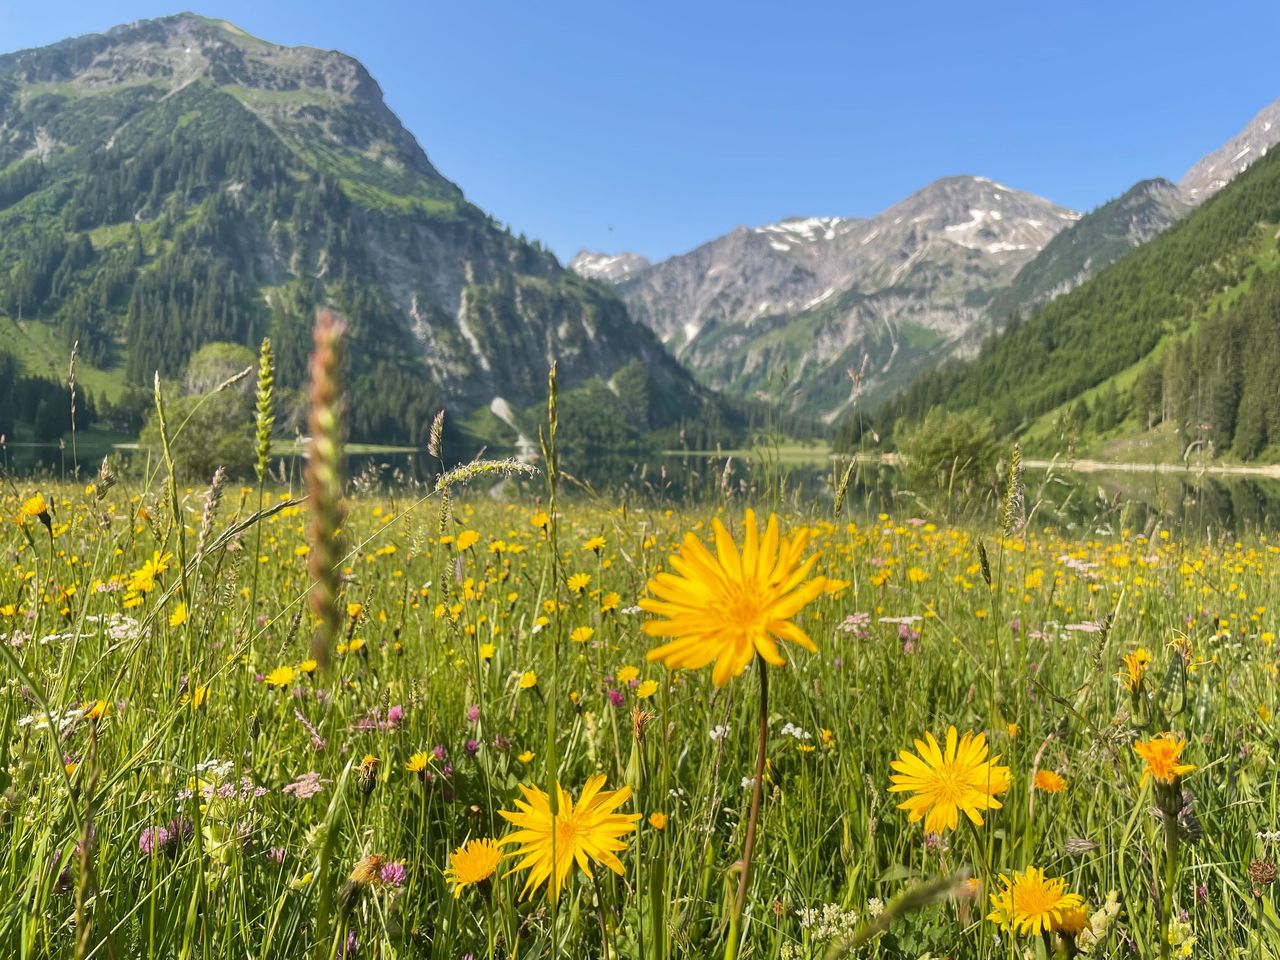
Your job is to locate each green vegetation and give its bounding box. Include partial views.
[869,143,1280,463]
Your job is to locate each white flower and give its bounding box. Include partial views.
[780,722,812,741]
[709,724,730,743]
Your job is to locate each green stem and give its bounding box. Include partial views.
[726,656,769,960]
[1160,805,1178,960]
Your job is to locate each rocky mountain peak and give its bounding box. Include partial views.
[568,250,650,282]
[1180,97,1280,202]
[2,13,382,103]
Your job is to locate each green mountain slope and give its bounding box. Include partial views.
[872,143,1280,460]
[0,14,702,447]
[985,178,1192,322]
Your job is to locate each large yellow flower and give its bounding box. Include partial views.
[888,727,1011,833]
[1134,734,1195,786]
[987,866,1085,936]
[499,774,640,901]
[444,838,502,898]
[18,493,50,526]
[641,510,826,686]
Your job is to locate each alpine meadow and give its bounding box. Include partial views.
[7,9,1280,960]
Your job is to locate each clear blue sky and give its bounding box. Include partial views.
[3,1,1279,263]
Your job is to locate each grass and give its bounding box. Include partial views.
[2,317,128,403]
[3,445,1280,959]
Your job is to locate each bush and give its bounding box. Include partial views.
[138,388,252,479]
[898,407,1000,494]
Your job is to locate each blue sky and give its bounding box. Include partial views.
[3,1,1279,262]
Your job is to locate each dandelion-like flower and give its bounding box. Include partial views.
[444,838,502,897]
[499,774,640,901]
[18,493,51,527]
[641,510,826,686]
[1120,647,1152,691]
[1135,734,1196,787]
[888,727,1011,833]
[987,866,1085,936]
[1033,770,1067,793]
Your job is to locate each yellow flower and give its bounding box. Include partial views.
[444,838,502,897]
[265,665,296,688]
[601,591,621,612]
[347,601,364,619]
[648,811,667,830]
[127,551,173,594]
[184,684,210,710]
[456,530,480,551]
[499,775,640,901]
[516,750,535,763]
[1055,904,1091,937]
[570,626,595,644]
[1033,770,1067,793]
[987,866,1085,936]
[888,727,1010,833]
[635,679,659,699]
[479,643,496,660]
[1134,734,1195,786]
[567,572,592,594]
[531,510,550,529]
[616,665,640,684]
[18,493,50,525]
[519,671,538,690]
[298,659,318,674]
[641,510,826,686]
[168,602,188,627]
[1120,647,1152,691]
[83,699,108,721]
[583,536,606,552]
[406,751,431,774]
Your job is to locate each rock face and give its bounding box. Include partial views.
[1180,98,1280,203]
[603,177,1078,419]
[0,14,699,442]
[568,251,650,283]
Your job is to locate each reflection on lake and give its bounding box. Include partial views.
[10,436,1280,536]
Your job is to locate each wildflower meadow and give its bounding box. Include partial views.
[3,333,1279,960]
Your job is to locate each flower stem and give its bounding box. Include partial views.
[727,655,769,959]
[1160,803,1178,960]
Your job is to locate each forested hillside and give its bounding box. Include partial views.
[0,15,706,451]
[864,142,1280,460]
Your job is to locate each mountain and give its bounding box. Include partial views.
[568,250,649,283]
[1180,97,1280,202]
[0,14,703,449]
[594,177,1078,420]
[874,134,1280,461]
[985,178,1192,321]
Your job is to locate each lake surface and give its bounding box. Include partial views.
[9,436,1280,536]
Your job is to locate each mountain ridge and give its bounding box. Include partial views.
[574,175,1079,419]
[0,13,708,450]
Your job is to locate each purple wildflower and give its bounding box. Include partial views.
[283,771,329,800]
[379,860,407,887]
[139,826,169,857]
